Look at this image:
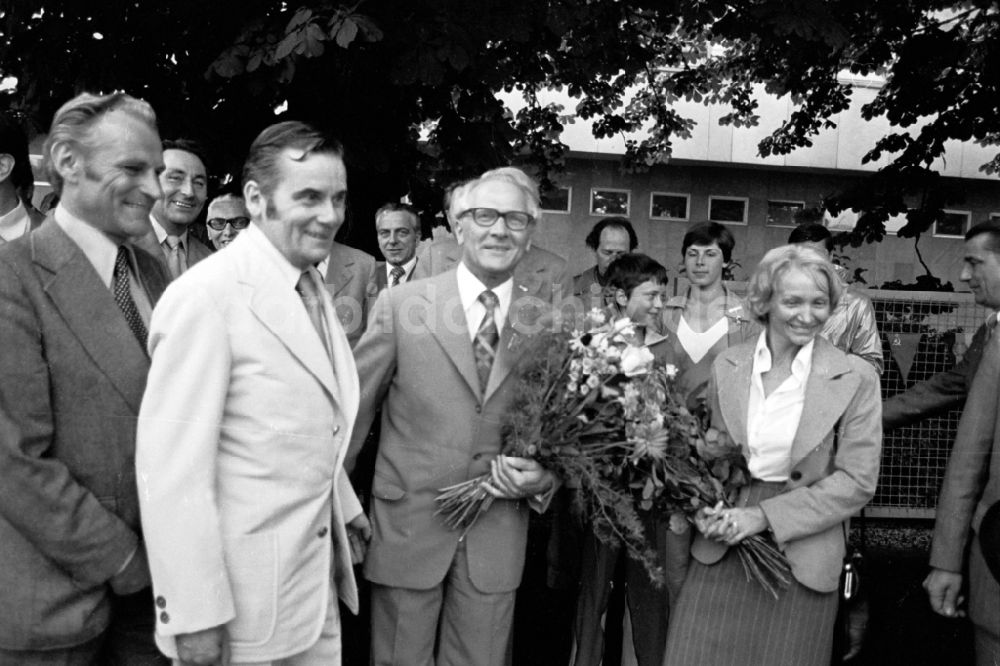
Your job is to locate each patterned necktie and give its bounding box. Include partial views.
[113,246,148,350]
[390,264,406,286]
[296,270,331,358]
[164,235,186,279]
[473,290,500,392]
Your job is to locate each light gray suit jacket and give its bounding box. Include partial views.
[347,268,551,593]
[693,335,882,592]
[324,241,377,346]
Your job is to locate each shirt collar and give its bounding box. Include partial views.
[387,256,418,281]
[456,261,513,320]
[54,204,124,288]
[752,330,814,383]
[150,214,187,248]
[243,222,303,291]
[0,199,29,241]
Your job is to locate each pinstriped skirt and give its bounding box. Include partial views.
[662,484,839,666]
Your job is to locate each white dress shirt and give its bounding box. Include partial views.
[0,199,30,242]
[456,261,513,340]
[150,215,189,252]
[746,332,814,482]
[54,205,153,323]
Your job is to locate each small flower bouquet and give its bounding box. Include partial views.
[640,378,794,599]
[435,311,667,582]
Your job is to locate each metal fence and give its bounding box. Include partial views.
[867,288,988,518]
[673,281,988,519]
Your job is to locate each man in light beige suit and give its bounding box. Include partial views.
[137,121,369,665]
[348,169,558,666]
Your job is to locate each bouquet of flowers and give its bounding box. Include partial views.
[633,373,794,599]
[435,311,668,582]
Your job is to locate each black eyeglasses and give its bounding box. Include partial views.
[458,207,534,231]
[207,216,251,231]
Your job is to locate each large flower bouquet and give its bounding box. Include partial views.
[435,311,668,581]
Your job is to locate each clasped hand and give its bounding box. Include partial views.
[483,455,555,500]
[694,502,769,545]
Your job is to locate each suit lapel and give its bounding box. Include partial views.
[789,338,856,465]
[716,350,752,449]
[424,272,482,398]
[31,220,150,414]
[245,247,338,400]
[325,243,355,297]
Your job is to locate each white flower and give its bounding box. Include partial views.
[620,345,655,376]
[586,308,607,326]
[586,374,600,389]
[664,364,679,379]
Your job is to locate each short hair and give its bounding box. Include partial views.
[788,222,834,253]
[375,202,420,230]
[681,221,735,263]
[207,192,246,210]
[43,92,158,196]
[745,244,843,324]
[585,217,638,251]
[966,219,1000,254]
[469,167,541,221]
[162,137,209,172]
[605,253,668,297]
[0,113,33,192]
[242,121,344,197]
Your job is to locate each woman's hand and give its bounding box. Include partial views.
[694,503,769,545]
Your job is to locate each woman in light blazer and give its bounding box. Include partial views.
[663,245,882,666]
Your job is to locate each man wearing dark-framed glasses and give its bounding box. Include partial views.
[204,192,250,250]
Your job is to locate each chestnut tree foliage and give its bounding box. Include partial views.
[1,0,998,246]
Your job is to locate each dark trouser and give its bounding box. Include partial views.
[573,516,690,666]
[0,588,167,666]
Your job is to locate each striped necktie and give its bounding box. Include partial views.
[473,290,499,392]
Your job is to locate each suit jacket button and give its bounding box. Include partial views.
[473,453,483,461]
[790,471,802,481]
[155,596,166,609]
[318,526,329,538]
[332,425,340,435]
[160,611,170,624]
[475,405,482,414]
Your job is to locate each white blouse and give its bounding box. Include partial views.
[746,333,814,482]
[677,315,728,363]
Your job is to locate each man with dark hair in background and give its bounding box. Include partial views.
[573,217,639,309]
[136,137,213,279]
[0,112,44,243]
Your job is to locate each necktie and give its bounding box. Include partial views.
[164,235,186,279]
[296,270,331,358]
[390,264,406,287]
[473,290,499,392]
[113,246,148,350]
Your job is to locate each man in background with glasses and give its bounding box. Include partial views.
[204,191,250,250]
[347,169,558,666]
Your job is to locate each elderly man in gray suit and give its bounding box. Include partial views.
[348,168,558,666]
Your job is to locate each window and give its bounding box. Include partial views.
[649,192,689,221]
[990,212,1000,223]
[934,210,971,238]
[590,188,630,216]
[766,200,805,227]
[540,186,571,213]
[708,196,748,225]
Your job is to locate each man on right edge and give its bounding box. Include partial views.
[922,220,1000,666]
[348,168,558,666]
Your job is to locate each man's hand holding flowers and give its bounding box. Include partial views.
[485,455,558,499]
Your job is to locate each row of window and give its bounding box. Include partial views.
[542,186,996,237]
